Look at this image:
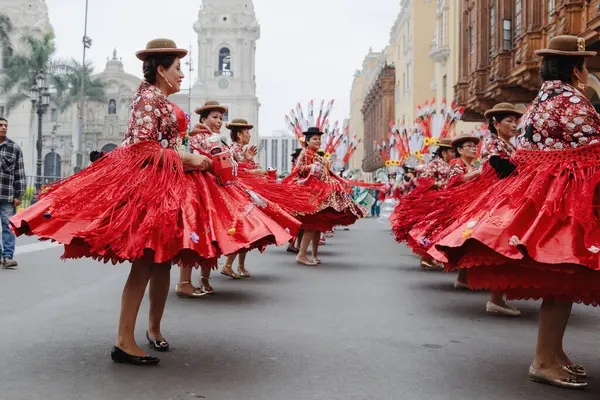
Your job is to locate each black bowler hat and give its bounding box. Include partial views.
[303,127,324,137]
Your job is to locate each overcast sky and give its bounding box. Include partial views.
[45,0,399,136]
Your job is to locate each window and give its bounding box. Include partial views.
[108,99,117,115]
[515,0,522,39]
[222,108,229,122]
[51,108,58,122]
[489,4,496,57]
[503,19,512,50]
[547,0,555,23]
[282,139,289,171]
[218,47,232,76]
[402,73,406,93]
[442,75,447,99]
[406,63,412,91]
[0,106,5,118]
[271,140,277,168]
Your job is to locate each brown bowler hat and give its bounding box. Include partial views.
[437,137,453,149]
[195,100,228,115]
[451,134,480,147]
[226,118,254,130]
[136,38,188,60]
[535,35,597,57]
[484,103,524,119]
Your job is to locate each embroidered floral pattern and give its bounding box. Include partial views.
[518,80,600,150]
[231,142,260,169]
[418,157,454,187]
[122,81,179,149]
[480,135,516,163]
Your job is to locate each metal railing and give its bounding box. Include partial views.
[20,175,62,209]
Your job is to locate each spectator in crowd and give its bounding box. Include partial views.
[0,118,25,268]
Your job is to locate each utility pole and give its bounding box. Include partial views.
[77,0,91,171]
[185,43,194,114]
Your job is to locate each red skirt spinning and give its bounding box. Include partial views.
[11,142,298,268]
[394,166,500,259]
[275,172,365,232]
[432,143,600,305]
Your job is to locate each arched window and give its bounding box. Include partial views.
[43,152,61,178]
[108,99,117,115]
[218,47,232,76]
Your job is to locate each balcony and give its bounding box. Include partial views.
[214,70,234,77]
[361,151,385,173]
[429,43,451,65]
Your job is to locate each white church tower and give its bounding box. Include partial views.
[173,0,261,137]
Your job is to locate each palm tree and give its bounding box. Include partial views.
[0,32,60,113]
[53,59,106,113]
[0,12,13,48]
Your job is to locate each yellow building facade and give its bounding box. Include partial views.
[348,0,479,172]
[388,0,437,127]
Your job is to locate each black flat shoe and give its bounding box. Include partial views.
[110,346,160,365]
[146,330,170,352]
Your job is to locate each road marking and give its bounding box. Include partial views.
[15,241,61,255]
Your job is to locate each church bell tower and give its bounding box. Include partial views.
[190,0,261,136]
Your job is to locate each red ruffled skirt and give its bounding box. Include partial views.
[393,166,500,258]
[278,174,365,232]
[11,142,298,268]
[432,143,600,305]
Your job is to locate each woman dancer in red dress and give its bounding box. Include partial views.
[11,39,217,365]
[284,127,366,265]
[221,118,264,278]
[433,35,598,389]
[390,137,456,269]
[173,102,300,295]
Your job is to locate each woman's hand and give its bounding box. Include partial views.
[244,145,259,161]
[180,152,212,171]
[190,123,211,137]
[250,168,267,175]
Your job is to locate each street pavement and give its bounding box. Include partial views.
[0,218,599,400]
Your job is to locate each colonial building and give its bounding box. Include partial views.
[37,52,141,178]
[353,0,438,173]
[430,0,477,133]
[389,0,437,126]
[171,0,261,141]
[456,0,600,120]
[0,0,53,176]
[361,64,395,172]
[0,0,262,178]
[348,50,386,173]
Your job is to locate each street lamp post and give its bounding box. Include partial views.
[30,72,50,195]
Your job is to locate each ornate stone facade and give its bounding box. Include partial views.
[41,51,141,177]
[171,0,261,144]
[456,0,600,120]
[361,65,395,173]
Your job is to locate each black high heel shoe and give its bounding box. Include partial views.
[146,330,170,352]
[110,346,159,365]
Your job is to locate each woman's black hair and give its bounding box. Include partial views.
[435,147,450,158]
[540,55,585,84]
[230,127,245,143]
[89,150,105,163]
[143,54,178,84]
[487,112,519,135]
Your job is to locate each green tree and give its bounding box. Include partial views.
[0,32,61,114]
[0,13,13,48]
[53,59,106,113]
[0,32,106,115]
